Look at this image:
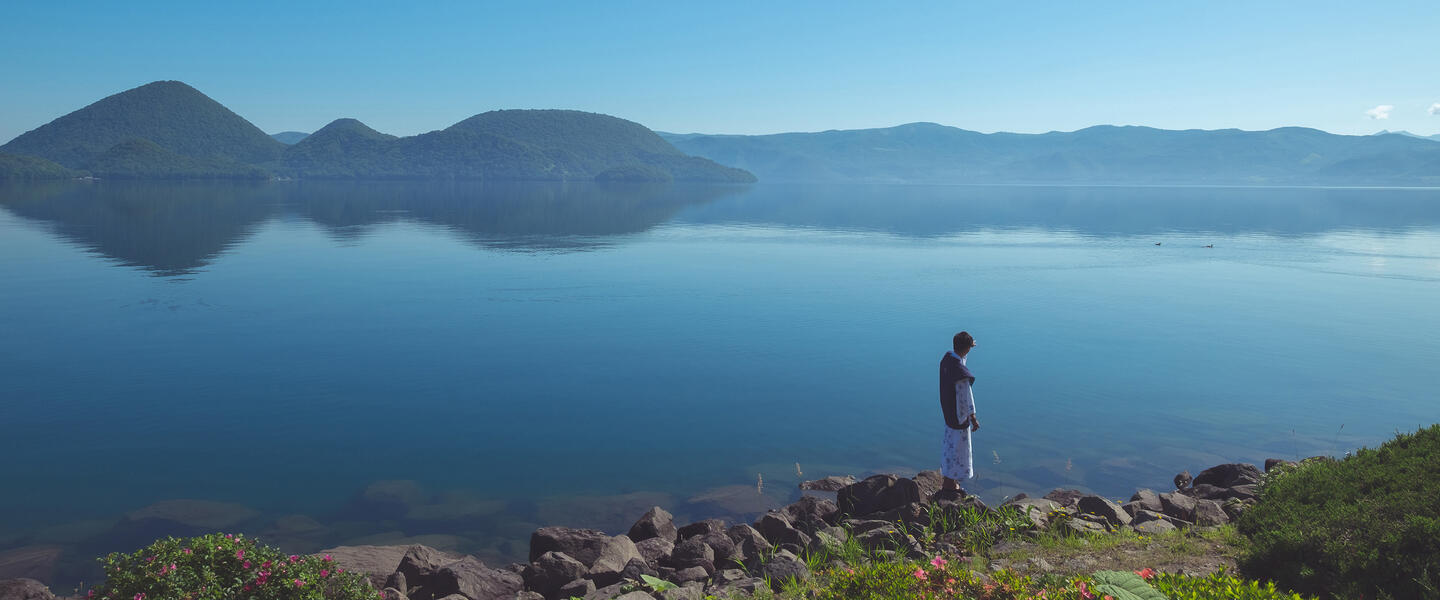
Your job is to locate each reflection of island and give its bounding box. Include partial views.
[0,181,743,275]
[672,184,1440,237]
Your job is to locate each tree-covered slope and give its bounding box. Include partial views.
[663,123,1440,185]
[0,152,78,180]
[0,81,285,171]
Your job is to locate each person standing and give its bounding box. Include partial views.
[940,331,979,493]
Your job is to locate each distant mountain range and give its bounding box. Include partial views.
[0,81,755,183]
[660,123,1440,185]
[1374,130,1440,142]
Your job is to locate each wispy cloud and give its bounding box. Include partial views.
[1430,103,1440,116]
[1366,105,1394,120]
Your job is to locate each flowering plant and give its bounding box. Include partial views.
[89,533,377,600]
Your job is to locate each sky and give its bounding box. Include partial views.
[2,1,1438,143]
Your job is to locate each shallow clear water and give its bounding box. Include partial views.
[2,181,1439,581]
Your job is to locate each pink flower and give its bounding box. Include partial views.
[134,594,145,600]
[243,561,252,569]
[338,567,345,574]
[236,549,244,560]
[323,554,333,562]
[263,560,273,568]
[321,569,331,577]
[1078,581,1095,600]
[930,555,948,568]
[913,568,927,580]
[225,534,233,539]
[146,556,156,562]
[946,578,956,584]
[294,579,305,588]
[182,548,192,555]
[87,591,95,599]
[289,555,300,563]
[1134,567,1156,580]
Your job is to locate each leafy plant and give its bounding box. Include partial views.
[639,574,677,592]
[1091,570,1168,600]
[1238,424,1440,599]
[87,532,378,600]
[1149,570,1317,600]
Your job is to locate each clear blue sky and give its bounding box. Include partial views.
[2,1,1437,143]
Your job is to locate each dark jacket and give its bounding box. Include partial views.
[939,353,975,430]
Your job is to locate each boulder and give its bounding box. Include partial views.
[670,536,713,564]
[760,550,810,591]
[659,585,703,600]
[1004,498,1063,529]
[522,551,586,599]
[1159,492,1197,522]
[1059,519,1107,535]
[1173,470,1192,491]
[1041,489,1085,508]
[529,527,610,566]
[676,519,727,540]
[1075,495,1132,528]
[1131,509,1191,529]
[912,470,946,500]
[1193,463,1263,489]
[583,583,625,600]
[325,543,432,592]
[619,557,657,582]
[725,524,772,561]
[837,475,921,518]
[1228,484,1259,501]
[634,537,674,565]
[397,545,467,591]
[707,575,764,597]
[874,501,929,529]
[627,506,678,543]
[614,592,655,600]
[673,566,709,584]
[753,512,794,544]
[1126,489,1164,515]
[1193,499,1229,526]
[1133,519,1177,535]
[1264,458,1296,472]
[695,532,739,569]
[1221,498,1253,521]
[781,496,839,531]
[557,578,594,599]
[381,588,405,600]
[852,523,907,551]
[799,475,856,492]
[586,536,643,588]
[516,592,545,600]
[384,571,407,596]
[0,579,53,600]
[429,556,524,600]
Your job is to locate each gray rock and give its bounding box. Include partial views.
[587,536,643,588]
[873,502,929,529]
[676,519,726,540]
[707,576,764,597]
[670,537,713,564]
[619,557,657,582]
[523,551,587,599]
[1174,470,1192,491]
[1042,488,1085,508]
[912,470,946,500]
[799,475,856,492]
[381,588,405,600]
[628,507,678,543]
[583,583,625,600]
[672,566,709,584]
[1193,499,1229,526]
[1131,509,1191,529]
[852,522,906,551]
[1076,495,1132,527]
[1222,498,1253,521]
[614,592,655,600]
[781,495,839,531]
[1005,498,1063,529]
[397,545,470,597]
[0,579,53,600]
[1133,519,1177,535]
[761,551,810,591]
[516,592,546,600]
[695,532,739,570]
[432,556,525,600]
[634,537,674,566]
[1159,492,1198,521]
[530,527,610,566]
[753,511,793,544]
[1228,484,1260,501]
[1193,463,1263,489]
[384,571,408,596]
[658,585,703,600]
[1060,519,1107,535]
[321,545,428,591]
[725,524,771,560]
[837,475,921,518]
[1126,489,1164,515]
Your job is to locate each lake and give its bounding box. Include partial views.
[2,180,1439,584]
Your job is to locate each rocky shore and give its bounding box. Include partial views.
[0,459,1286,600]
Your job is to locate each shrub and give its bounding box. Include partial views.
[1238,424,1440,599]
[88,532,379,600]
[812,559,1090,600]
[1150,570,1317,600]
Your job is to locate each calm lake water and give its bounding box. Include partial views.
[3,181,1439,583]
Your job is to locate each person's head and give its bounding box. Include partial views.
[952,331,976,356]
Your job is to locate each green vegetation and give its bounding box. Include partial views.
[1238,424,1440,599]
[88,532,378,600]
[86,138,268,179]
[1150,571,1316,600]
[0,152,77,179]
[0,81,283,171]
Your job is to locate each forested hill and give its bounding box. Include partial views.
[661,123,1440,185]
[0,81,284,176]
[0,82,755,183]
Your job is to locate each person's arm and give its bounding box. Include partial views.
[958,378,979,431]
[940,365,964,429]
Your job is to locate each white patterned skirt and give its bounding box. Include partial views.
[941,425,973,481]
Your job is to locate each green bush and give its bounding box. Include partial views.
[1151,571,1316,600]
[1238,424,1440,599]
[88,532,378,600]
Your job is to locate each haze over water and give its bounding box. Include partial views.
[3,181,1439,579]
